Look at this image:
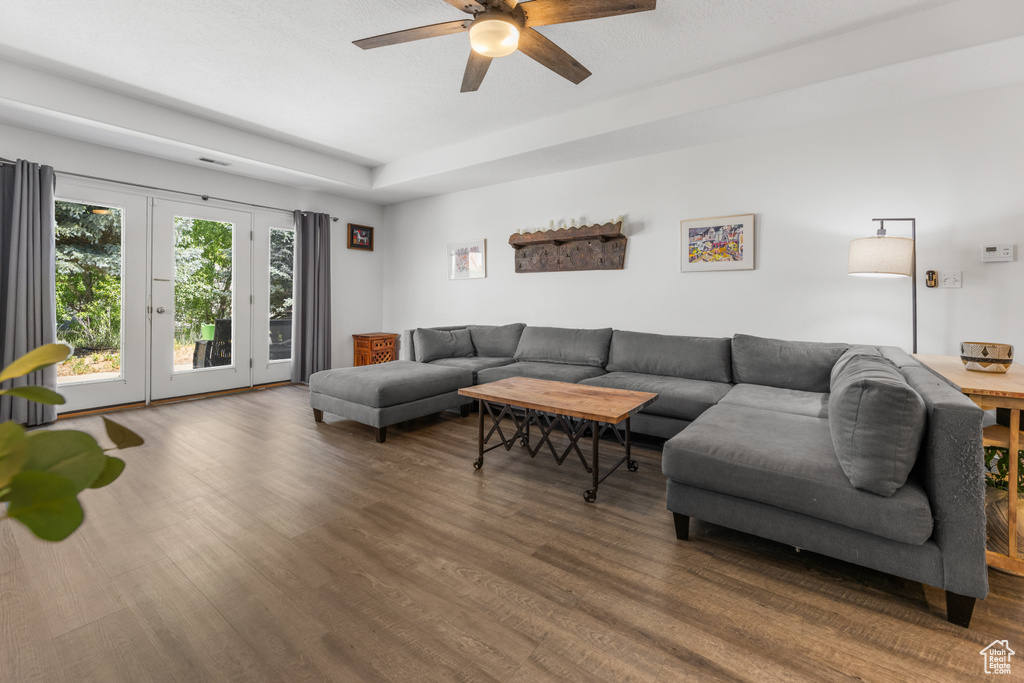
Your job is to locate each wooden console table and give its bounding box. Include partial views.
[915,354,1024,576]
[352,333,398,367]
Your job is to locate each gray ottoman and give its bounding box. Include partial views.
[309,360,474,442]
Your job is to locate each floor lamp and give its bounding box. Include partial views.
[848,218,917,354]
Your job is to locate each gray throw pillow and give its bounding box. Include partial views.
[468,323,526,357]
[830,345,882,384]
[829,354,927,496]
[413,328,475,363]
[513,326,613,367]
[732,334,849,392]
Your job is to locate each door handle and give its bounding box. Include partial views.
[156,306,166,314]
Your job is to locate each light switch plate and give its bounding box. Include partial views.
[939,270,962,288]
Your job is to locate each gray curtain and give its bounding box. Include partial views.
[291,210,332,383]
[0,159,58,425]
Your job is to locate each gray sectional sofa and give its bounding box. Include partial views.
[402,323,989,626]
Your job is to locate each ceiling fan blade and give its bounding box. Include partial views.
[516,28,591,84]
[522,0,656,27]
[461,51,493,92]
[353,20,471,50]
[441,0,486,12]
[497,0,519,9]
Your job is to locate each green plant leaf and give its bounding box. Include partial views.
[5,470,84,541]
[983,445,1024,491]
[102,418,144,450]
[0,421,27,489]
[0,386,67,405]
[88,456,125,489]
[0,344,71,383]
[22,430,106,493]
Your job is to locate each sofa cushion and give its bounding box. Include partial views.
[719,384,829,419]
[430,356,515,383]
[477,361,606,384]
[309,361,473,408]
[414,327,475,363]
[662,403,933,545]
[605,330,732,383]
[580,372,729,422]
[829,353,927,496]
[513,326,612,367]
[467,323,526,358]
[732,334,849,392]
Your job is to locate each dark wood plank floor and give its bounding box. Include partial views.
[2,384,1022,681]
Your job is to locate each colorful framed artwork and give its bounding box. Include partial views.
[447,239,486,280]
[347,223,374,251]
[680,214,755,272]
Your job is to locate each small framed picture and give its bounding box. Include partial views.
[680,214,755,272]
[347,224,374,251]
[447,239,486,280]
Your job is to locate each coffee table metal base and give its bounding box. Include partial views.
[472,399,638,502]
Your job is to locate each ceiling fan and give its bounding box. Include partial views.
[353,0,657,92]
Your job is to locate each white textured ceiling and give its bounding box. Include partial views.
[0,0,1022,203]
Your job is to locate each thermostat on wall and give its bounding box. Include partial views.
[981,244,1016,262]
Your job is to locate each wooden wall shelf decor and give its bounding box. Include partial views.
[509,222,626,273]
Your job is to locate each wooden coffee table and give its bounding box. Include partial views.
[459,377,658,502]
[915,354,1024,576]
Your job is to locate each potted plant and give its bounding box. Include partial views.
[0,344,143,541]
[984,444,1024,556]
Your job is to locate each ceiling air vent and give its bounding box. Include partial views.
[198,157,231,167]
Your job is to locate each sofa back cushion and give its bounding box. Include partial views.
[513,326,613,367]
[732,334,849,392]
[829,351,927,496]
[413,327,475,363]
[606,330,732,382]
[468,323,526,357]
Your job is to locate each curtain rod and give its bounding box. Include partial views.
[0,156,339,221]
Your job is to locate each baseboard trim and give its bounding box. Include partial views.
[57,381,294,418]
[56,401,147,420]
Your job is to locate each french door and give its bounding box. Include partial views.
[150,200,253,400]
[53,184,295,412]
[252,214,296,385]
[54,181,148,412]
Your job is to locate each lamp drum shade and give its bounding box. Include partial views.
[848,236,914,277]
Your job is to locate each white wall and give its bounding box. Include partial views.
[383,83,1024,356]
[1,123,384,367]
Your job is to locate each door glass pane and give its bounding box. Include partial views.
[269,228,294,362]
[55,201,122,383]
[173,216,233,372]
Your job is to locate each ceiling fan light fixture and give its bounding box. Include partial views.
[469,13,519,58]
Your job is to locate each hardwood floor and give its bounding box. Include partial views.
[3,384,1022,681]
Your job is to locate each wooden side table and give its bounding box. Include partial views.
[352,333,398,367]
[915,354,1024,576]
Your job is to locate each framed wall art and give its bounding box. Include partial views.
[347,223,374,251]
[447,239,486,280]
[680,214,755,272]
